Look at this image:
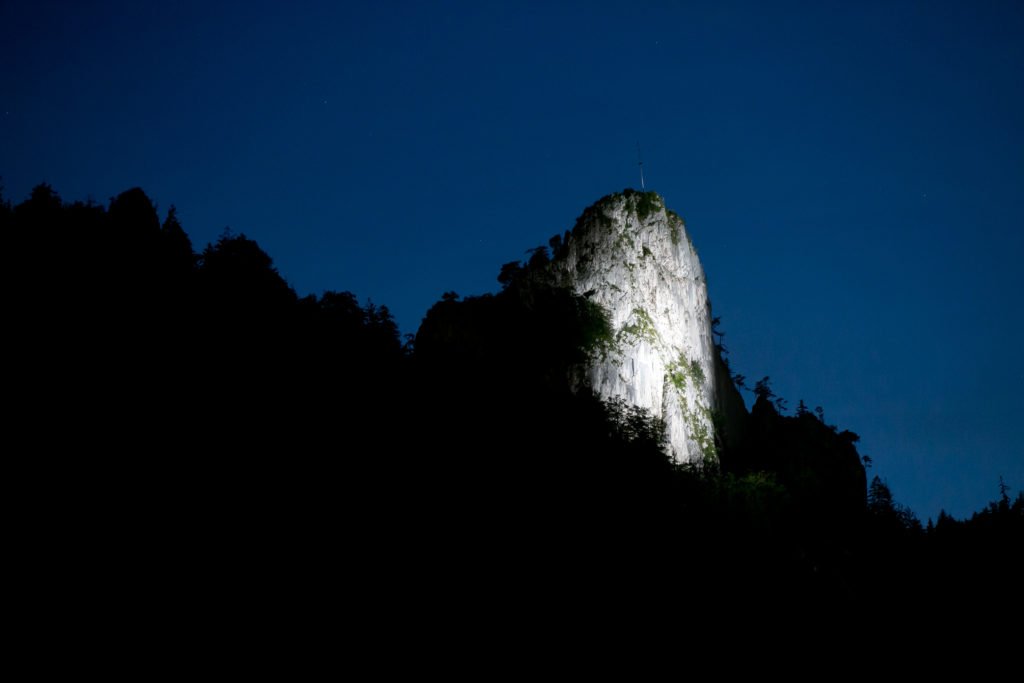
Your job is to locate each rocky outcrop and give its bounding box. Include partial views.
[550,190,743,464]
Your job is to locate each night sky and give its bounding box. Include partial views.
[3,1,1022,520]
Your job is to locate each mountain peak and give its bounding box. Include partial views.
[552,190,738,464]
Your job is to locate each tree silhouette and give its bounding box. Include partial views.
[197,230,297,320]
[497,260,523,288]
[868,475,895,513]
[753,376,775,402]
[998,475,1011,507]
[711,316,728,355]
[160,206,196,275]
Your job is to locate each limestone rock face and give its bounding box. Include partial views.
[552,191,727,464]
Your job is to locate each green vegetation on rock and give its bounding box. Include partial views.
[665,209,687,246]
[669,367,687,392]
[673,392,718,464]
[667,352,706,393]
[689,358,706,386]
[635,191,662,221]
[618,306,658,344]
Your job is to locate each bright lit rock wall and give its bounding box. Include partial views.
[553,191,721,464]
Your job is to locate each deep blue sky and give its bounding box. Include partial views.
[3,0,1021,519]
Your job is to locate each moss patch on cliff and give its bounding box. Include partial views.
[581,299,616,359]
[678,393,718,465]
[614,230,636,253]
[668,365,687,392]
[617,306,658,345]
[667,352,706,393]
[689,358,706,386]
[666,210,685,246]
[586,189,664,219]
[635,191,662,221]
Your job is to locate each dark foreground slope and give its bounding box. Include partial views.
[4,184,1021,644]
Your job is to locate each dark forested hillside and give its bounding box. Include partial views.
[5,183,1021,631]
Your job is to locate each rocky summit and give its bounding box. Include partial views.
[551,190,743,465]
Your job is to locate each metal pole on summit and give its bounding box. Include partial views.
[637,142,646,191]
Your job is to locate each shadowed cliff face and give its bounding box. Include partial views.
[550,190,741,465]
